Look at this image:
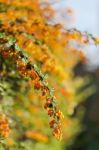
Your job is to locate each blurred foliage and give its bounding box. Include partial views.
[0,0,99,150]
[66,63,99,150]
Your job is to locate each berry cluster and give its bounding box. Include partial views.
[0,114,10,138]
[0,32,64,140]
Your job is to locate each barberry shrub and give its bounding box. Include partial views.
[0,0,98,149]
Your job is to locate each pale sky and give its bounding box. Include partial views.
[51,0,99,36]
[65,0,99,36]
[51,0,99,68]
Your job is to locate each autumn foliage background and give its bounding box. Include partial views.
[0,0,99,150]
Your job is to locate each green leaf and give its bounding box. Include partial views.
[15,44,21,52]
[0,32,5,38]
[7,37,16,47]
[34,39,44,45]
[0,3,9,12]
